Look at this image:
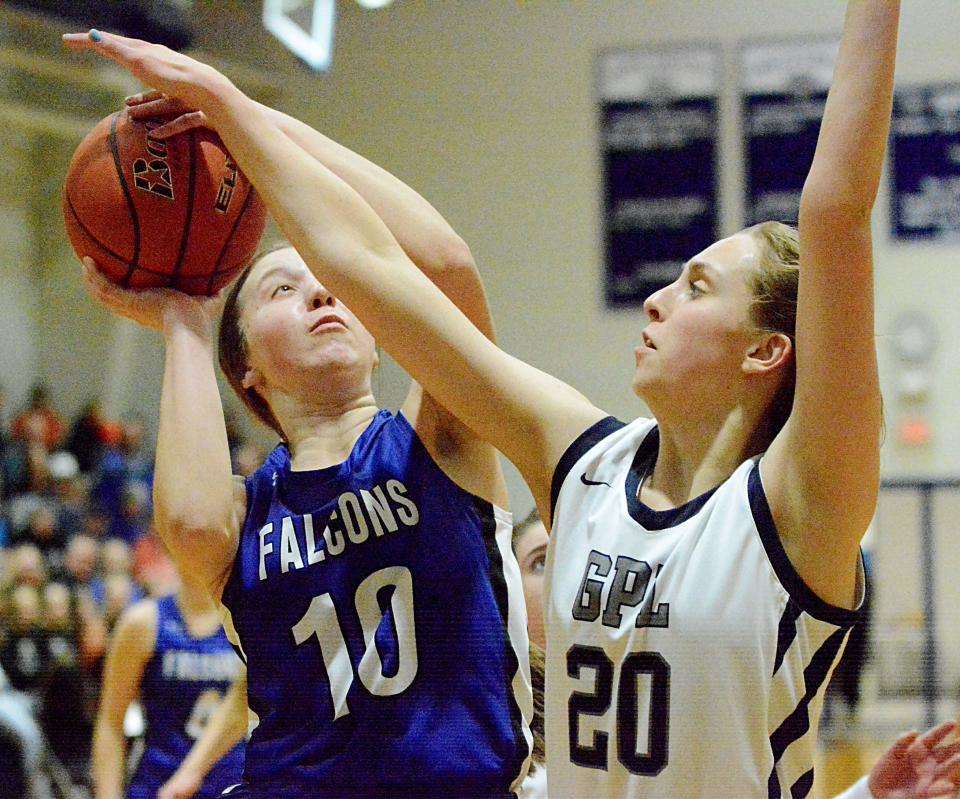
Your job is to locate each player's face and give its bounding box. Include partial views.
[238,248,378,394]
[514,520,548,649]
[634,233,760,406]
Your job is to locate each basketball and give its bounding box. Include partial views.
[63,109,267,296]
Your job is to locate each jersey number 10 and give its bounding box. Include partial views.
[292,565,418,720]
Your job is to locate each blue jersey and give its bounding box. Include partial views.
[127,595,244,799]
[221,410,532,799]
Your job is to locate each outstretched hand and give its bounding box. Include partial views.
[62,29,232,113]
[869,721,960,799]
[80,258,223,334]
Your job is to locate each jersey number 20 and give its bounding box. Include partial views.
[292,565,418,720]
[568,645,669,776]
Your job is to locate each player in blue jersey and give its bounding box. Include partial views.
[92,576,243,799]
[64,2,897,794]
[67,67,532,798]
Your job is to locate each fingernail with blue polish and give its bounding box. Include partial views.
[88,29,102,42]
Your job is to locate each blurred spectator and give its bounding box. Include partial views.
[11,384,64,452]
[0,663,43,799]
[108,482,151,545]
[4,544,47,591]
[17,507,67,579]
[94,539,143,611]
[91,414,154,545]
[39,582,95,787]
[101,538,132,578]
[65,398,111,474]
[0,585,47,696]
[62,534,101,596]
[47,450,86,539]
[80,506,112,541]
[101,573,136,632]
[6,450,80,546]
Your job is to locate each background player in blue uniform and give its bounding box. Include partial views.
[92,576,243,799]
[69,72,532,796]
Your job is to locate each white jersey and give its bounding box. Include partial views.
[544,417,863,799]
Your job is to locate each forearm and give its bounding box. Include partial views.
[258,105,472,272]
[802,0,899,216]
[174,676,248,784]
[91,716,127,799]
[255,104,494,338]
[153,316,235,558]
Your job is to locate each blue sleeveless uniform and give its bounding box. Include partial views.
[127,595,245,799]
[220,410,531,799]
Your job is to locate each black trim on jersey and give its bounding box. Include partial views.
[624,426,722,531]
[748,463,862,627]
[476,496,532,795]
[767,627,849,789]
[791,768,815,799]
[768,768,781,799]
[550,417,626,524]
[773,599,803,677]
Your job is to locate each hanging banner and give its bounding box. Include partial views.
[740,38,838,226]
[891,85,960,241]
[597,46,721,306]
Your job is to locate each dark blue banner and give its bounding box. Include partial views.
[739,39,837,227]
[891,86,960,241]
[743,92,825,226]
[597,48,720,307]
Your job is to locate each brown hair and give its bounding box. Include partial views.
[743,221,800,442]
[528,641,546,766]
[217,240,290,440]
[512,507,543,554]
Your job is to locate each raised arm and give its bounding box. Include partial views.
[65,31,605,521]
[126,90,503,501]
[128,93,494,340]
[158,667,248,799]
[92,600,156,799]
[80,265,241,597]
[764,0,898,606]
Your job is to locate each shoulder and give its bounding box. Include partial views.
[110,598,159,661]
[399,387,509,507]
[550,416,645,521]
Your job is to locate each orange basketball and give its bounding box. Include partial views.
[63,110,267,296]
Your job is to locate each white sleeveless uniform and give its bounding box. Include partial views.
[544,417,863,799]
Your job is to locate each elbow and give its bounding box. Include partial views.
[419,233,478,280]
[799,177,877,230]
[154,508,233,548]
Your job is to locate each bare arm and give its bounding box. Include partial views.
[257,105,506,504]
[65,32,605,520]
[764,0,898,607]
[158,667,248,799]
[92,601,156,799]
[130,92,503,501]
[80,264,241,598]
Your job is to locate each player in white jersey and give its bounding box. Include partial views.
[65,1,897,794]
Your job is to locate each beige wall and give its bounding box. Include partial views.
[5,1,960,685]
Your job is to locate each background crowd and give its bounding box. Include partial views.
[0,383,262,796]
